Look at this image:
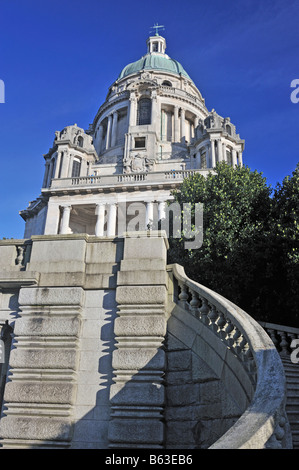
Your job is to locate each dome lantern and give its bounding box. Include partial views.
[146,34,166,55]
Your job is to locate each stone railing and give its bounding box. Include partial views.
[259,321,299,358]
[71,175,102,186]
[49,169,210,191]
[160,86,199,104]
[169,264,292,449]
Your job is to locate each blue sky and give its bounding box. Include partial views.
[0,0,298,238]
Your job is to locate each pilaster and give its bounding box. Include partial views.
[108,231,169,448]
[174,105,180,143]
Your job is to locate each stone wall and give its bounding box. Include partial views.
[0,232,284,449]
[165,328,243,449]
[0,235,123,448]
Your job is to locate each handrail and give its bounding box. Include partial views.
[169,263,292,449]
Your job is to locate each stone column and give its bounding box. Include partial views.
[59,205,72,235]
[107,203,117,237]
[54,152,62,179]
[95,203,106,237]
[217,139,223,162]
[151,91,158,130]
[238,151,243,166]
[111,111,118,148]
[211,140,216,167]
[146,201,154,229]
[129,95,137,127]
[67,154,74,177]
[81,159,88,177]
[108,231,169,448]
[180,108,186,144]
[105,114,113,150]
[232,149,237,167]
[97,124,104,153]
[60,151,70,178]
[194,116,199,140]
[158,201,166,222]
[174,106,180,142]
[222,142,227,162]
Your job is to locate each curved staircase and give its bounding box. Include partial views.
[260,322,299,449]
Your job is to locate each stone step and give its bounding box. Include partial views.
[283,363,299,370]
[286,406,299,415]
[288,417,299,430]
[292,431,299,446]
[287,413,299,422]
[281,357,299,449]
[281,363,298,371]
[286,379,299,386]
[286,380,299,388]
[284,370,299,378]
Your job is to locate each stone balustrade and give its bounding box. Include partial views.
[48,169,209,191]
[259,321,299,358]
[169,263,292,449]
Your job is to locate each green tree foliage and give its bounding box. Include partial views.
[270,163,299,324]
[168,162,298,326]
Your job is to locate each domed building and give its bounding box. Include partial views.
[1,29,293,451]
[20,31,244,238]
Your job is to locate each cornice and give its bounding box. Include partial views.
[20,195,49,220]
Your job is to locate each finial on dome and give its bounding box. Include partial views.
[149,23,165,36]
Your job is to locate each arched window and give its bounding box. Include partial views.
[225,124,232,135]
[72,157,81,177]
[137,98,151,125]
[77,136,84,147]
[162,80,172,87]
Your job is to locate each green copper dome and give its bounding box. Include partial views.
[118,54,192,80]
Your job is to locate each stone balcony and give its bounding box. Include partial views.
[44,169,210,195]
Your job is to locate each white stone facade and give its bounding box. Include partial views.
[20,34,244,239]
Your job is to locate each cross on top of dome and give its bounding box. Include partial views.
[149,23,165,37]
